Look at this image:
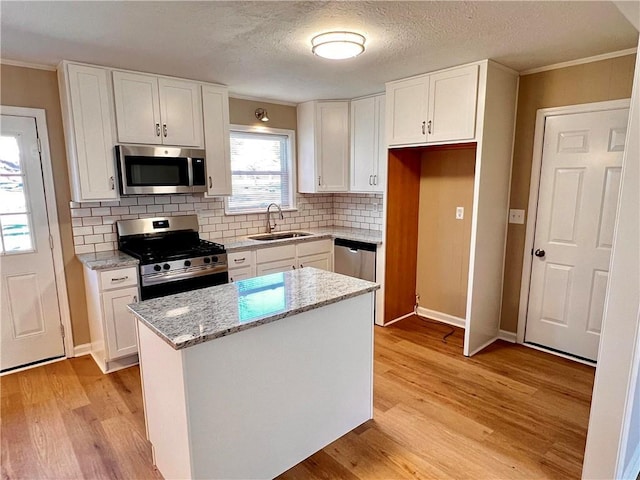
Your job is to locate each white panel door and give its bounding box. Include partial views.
[102,287,139,360]
[386,77,428,146]
[427,64,478,143]
[317,102,349,192]
[0,115,64,371]
[158,78,203,147]
[525,108,629,361]
[112,71,162,144]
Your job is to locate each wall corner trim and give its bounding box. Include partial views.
[498,330,517,343]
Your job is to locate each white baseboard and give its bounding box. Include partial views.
[621,442,640,479]
[383,311,414,326]
[73,343,91,357]
[416,307,466,329]
[498,330,517,343]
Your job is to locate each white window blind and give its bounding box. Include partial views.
[226,128,295,214]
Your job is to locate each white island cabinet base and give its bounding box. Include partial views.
[137,292,374,479]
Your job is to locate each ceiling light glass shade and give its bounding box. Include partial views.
[311,31,366,60]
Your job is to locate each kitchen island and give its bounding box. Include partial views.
[128,267,378,480]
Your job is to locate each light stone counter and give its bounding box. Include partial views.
[129,267,379,350]
[223,225,382,252]
[77,250,139,270]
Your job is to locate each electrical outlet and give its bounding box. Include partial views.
[509,209,525,224]
[456,207,464,220]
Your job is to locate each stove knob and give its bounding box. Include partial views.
[203,257,211,264]
[184,260,192,267]
[153,265,162,272]
[163,263,170,270]
[211,256,218,263]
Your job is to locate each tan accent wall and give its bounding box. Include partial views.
[229,98,296,130]
[500,54,636,333]
[416,147,475,319]
[0,64,90,345]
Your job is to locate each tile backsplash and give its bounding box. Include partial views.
[70,192,383,254]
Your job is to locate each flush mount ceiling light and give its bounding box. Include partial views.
[255,108,269,122]
[311,31,366,60]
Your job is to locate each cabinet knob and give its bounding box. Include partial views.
[133,295,138,303]
[155,123,161,137]
[163,124,168,137]
[318,176,321,187]
[421,121,426,135]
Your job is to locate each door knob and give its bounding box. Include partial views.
[534,249,546,258]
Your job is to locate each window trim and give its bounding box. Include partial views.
[224,124,297,216]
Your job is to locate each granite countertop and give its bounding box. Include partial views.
[77,251,139,270]
[224,226,383,252]
[128,267,379,350]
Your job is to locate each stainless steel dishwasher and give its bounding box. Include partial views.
[334,238,376,281]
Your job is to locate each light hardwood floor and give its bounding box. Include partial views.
[1,317,595,479]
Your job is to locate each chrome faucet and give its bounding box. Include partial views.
[265,203,284,233]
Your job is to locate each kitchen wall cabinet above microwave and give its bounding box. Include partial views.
[112,71,204,148]
[297,100,350,193]
[386,64,479,147]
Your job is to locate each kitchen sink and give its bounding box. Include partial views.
[248,231,313,241]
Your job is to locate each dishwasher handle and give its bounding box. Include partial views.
[334,238,377,252]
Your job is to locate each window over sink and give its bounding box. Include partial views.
[225,125,296,215]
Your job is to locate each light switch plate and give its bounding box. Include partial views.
[456,207,464,220]
[509,209,525,224]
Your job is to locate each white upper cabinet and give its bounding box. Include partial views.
[297,101,349,193]
[427,65,478,143]
[58,62,118,202]
[113,71,204,147]
[202,84,232,196]
[386,76,429,146]
[386,64,479,147]
[350,94,386,193]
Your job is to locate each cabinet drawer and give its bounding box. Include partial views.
[256,244,296,264]
[100,267,138,291]
[297,239,332,257]
[228,250,255,268]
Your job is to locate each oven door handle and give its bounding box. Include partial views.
[142,266,228,286]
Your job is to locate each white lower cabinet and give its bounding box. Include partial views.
[228,250,256,282]
[83,265,140,373]
[234,239,334,281]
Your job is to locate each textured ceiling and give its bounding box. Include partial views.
[1,1,637,103]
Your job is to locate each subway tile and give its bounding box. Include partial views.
[72,226,93,236]
[93,225,114,235]
[75,244,95,254]
[119,197,138,206]
[82,217,103,226]
[163,204,179,212]
[154,196,171,204]
[84,234,104,244]
[94,242,115,252]
[129,206,147,214]
[91,207,111,216]
[137,197,156,205]
[111,207,130,215]
[70,208,91,217]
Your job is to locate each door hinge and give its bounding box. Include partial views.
[49,235,54,250]
[36,137,42,153]
[60,324,65,338]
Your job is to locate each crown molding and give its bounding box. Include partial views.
[520,48,637,75]
[1,58,57,71]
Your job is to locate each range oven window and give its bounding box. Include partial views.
[125,156,189,187]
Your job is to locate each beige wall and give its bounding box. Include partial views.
[500,54,636,333]
[229,98,296,130]
[0,64,91,345]
[416,147,475,318]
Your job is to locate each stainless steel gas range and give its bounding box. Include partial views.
[116,215,228,300]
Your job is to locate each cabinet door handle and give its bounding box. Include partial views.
[318,176,321,186]
[300,264,304,268]
[373,175,378,185]
[427,120,432,134]
[421,121,426,135]
[155,123,161,137]
[109,176,115,190]
[111,276,128,283]
[208,176,213,188]
[368,175,373,185]
[163,124,168,137]
[133,295,138,303]
[230,277,234,283]
[292,265,296,269]
[233,258,246,263]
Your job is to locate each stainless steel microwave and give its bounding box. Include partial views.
[116,145,207,195]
